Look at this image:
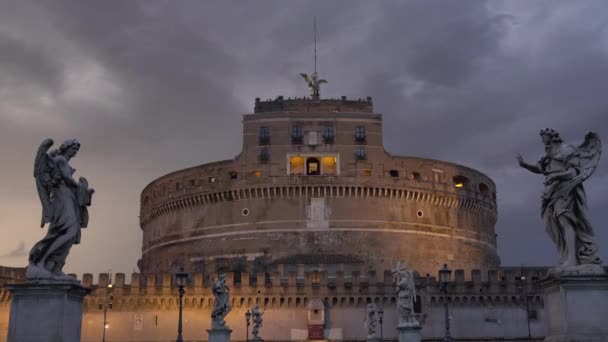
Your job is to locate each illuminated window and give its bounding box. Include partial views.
[321,156,337,175]
[411,172,421,180]
[253,170,261,177]
[208,177,216,183]
[363,169,372,176]
[453,175,469,189]
[289,156,305,175]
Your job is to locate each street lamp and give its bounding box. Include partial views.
[176,266,188,342]
[439,264,452,342]
[245,309,252,342]
[377,307,384,342]
[102,271,113,342]
[519,265,532,341]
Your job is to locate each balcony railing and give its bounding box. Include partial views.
[291,135,303,144]
[259,136,271,145]
[355,135,367,144]
[323,135,335,144]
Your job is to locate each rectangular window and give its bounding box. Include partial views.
[259,127,270,145]
[323,127,335,144]
[355,126,366,144]
[289,156,305,175]
[260,147,269,163]
[355,147,366,160]
[292,126,303,144]
[321,156,338,175]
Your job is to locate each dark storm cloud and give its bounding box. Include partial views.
[1,0,607,275]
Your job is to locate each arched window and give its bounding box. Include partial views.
[479,183,490,196]
[411,172,421,180]
[306,158,320,175]
[452,175,470,189]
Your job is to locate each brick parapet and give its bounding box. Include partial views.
[0,268,549,309]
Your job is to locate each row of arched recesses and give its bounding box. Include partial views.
[84,295,414,311]
[430,295,543,307]
[141,184,497,225]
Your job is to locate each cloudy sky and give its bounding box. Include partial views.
[1,1,607,277]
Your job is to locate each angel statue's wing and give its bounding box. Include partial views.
[318,79,328,84]
[576,132,602,182]
[562,132,602,196]
[407,270,416,301]
[34,138,56,228]
[300,73,310,83]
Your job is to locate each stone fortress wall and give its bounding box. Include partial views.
[0,266,551,341]
[138,97,499,278]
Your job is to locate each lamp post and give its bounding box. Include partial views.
[519,265,532,341]
[102,271,113,342]
[176,266,188,342]
[377,307,384,342]
[439,264,452,342]
[245,309,252,342]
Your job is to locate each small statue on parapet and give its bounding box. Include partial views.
[211,273,232,329]
[393,261,418,327]
[27,138,94,283]
[364,302,380,340]
[251,304,264,341]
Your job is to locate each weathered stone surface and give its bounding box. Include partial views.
[138,98,499,278]
[539,275,608,342]
[397,324,421,342]
[6,282,90,342]
[208,327,232,342]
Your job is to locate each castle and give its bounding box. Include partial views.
[0,95,572,341]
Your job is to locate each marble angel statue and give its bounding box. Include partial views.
[393,261,418,326]
[251,304,264,340]
[517,129,604,275]
[27,138,94,282]
[211,273,232,328]
[364,302,379,339]
[300,71,327,99]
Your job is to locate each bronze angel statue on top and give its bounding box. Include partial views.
[517,129,604,275]
[300,71,327,99]
[26,138,94,282]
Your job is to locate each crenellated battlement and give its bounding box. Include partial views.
[253,96,374,114]
[0,267,552,311]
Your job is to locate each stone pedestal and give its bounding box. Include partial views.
[397,324,422,342]
[366,336,381,342]
[6,282,90,342]
[207,327,232,342]
[539,274,608,342]
[250,337,264,342]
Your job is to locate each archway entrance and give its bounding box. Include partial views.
[306,158,320,175]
